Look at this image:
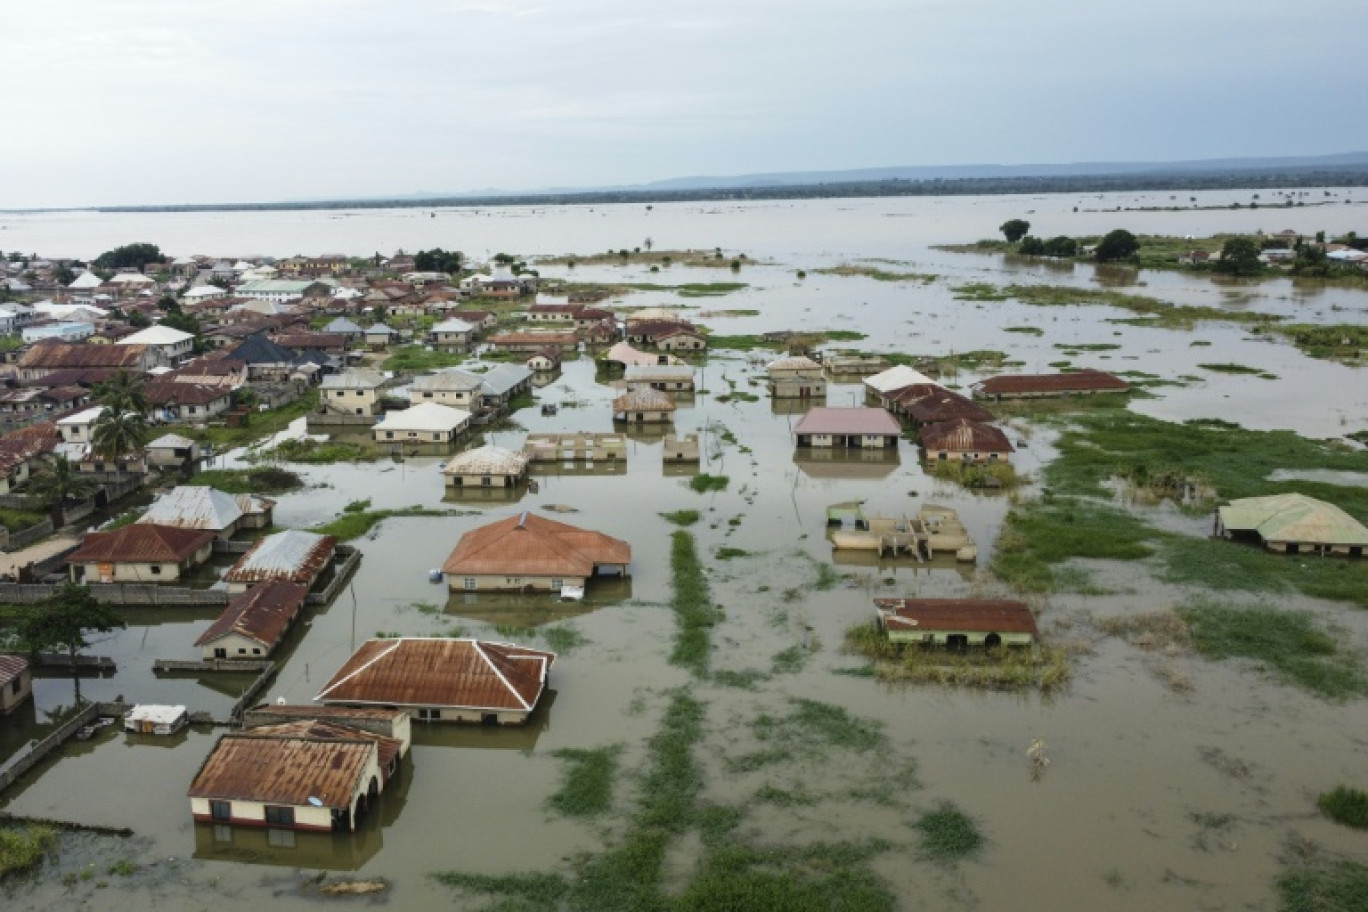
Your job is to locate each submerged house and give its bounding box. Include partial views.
[766,356,827,399]
[194,581,309,660]
[67,524,217,583]
[372,402,472,444]
[145,433,202,468]
[624,364,695,392]
[971,369,1129,400]
[0,655,32,715]
[442,445,530,489]
[873,598,1038,649]
[1216,493,1368,557]
[918,419,1015,463]
[793,407,900,449]
[222,530,337,593]
[188,720,404,832]
[315,637,555,725]
[138,485,274,538]
[441,511,631,592]
[320,368,387,417]
[612,387,676,423]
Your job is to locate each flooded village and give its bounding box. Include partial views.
[1,192,1367,911]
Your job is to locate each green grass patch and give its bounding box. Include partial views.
[547,747,621,818]
[430,871,570,907]
[1318,786,1368,829]
[191,466,304,494]
[844,624,1074,692]
[670,532,718,678]
[1178,600,1368,699]
[251,437,380,464]
[0,825,56,878]
[1278,858,1368,912]
[753,698,885,754]
[187,389,320,450]
[1198,362,1265,375]
[953,282,1011,301]
[688,474,729,494]
[383,345,470,372]
[1276,323,1368,364]
[541,626,589,653]
[929,459,1018,490]
[814,263,936,282]
[660,509,701,526]
[0,508,49,533]
[1004,325,1044,336]
[913,804,984,863]
[959,282,1282,329]
[712,669,768,690]
[311,505,463,541]
[770,645,811,675]
[1159,537,1368,610]
[623,282,748,297]
[992,497,1156,593]
[1054,342,1121,351]
[715,547,750,560]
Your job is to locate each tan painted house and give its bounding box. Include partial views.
[918,419,1015,463]
[442,511,631,592]
[372,402,472,444]
[522,433,627,464]
[316,637,555,725]
[612,387,676,423]
[873,598,1038,649]
[67,524,217,583]
[766,356,827,399]
[0,655,33,715]
[320,368,387,417]
[442,445,530,489]
[624,364,695,392]
[793,407,900,449]
[194,581,309,660]
[409,369,485,409]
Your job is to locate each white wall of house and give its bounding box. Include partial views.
[200,632,274,661]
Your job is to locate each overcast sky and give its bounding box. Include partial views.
[2,0,1363,209]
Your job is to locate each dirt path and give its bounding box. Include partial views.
[0,535,80,577]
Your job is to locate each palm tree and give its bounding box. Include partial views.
[93,369,148,415]
[25,455,98,508]
[91,408,150,465]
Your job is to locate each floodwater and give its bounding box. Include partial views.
[2,192,1368,910]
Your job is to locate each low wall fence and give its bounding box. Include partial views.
[0,493,47,511]
[211,539,254,554]
[154,658,271,674]
[0,582,232,607]
[228,663,278,722]
[0,701,129,797]
[306,413,377,428]
[306,546,362,606]
[4,519,56,553]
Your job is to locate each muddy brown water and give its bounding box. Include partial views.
[3,193,1368,909]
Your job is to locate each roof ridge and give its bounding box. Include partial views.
[474,641,532,711]
[315,639,402,700]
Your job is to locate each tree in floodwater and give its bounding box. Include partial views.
[1094,229,1139,262]
[1215,237,1263,276]
[1000,219,1031,243]
[18,583,125,699]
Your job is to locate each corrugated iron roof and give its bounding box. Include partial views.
[865,365,939,394]
[18,343,148,370]
[0,654,28,685]
[612,388,676,412]
[442,512,630,578]
[411,369,483,393]
[243,720,403,773]
[316,638,555,712]
[898,389,996,424]
[187,734,375,809]
[321,368,386,390]
[194,581,308,648]
[138,486,244,532]
[874,598,1038,635]
[1218,493,1368,546]
[224,530,337,585]
[442,445,529,476]
[68,523,217,564]
[919,419,1014,453]
[793,407,901,436]
[973,369,1129,396]
[373,402,471,433]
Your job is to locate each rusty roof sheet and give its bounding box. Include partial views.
[874,598,1038,635]
[442,512,631,578]
[793,407,901,436]
[224,530,337,585]
[243,720,403,773]
[0,654,28,685]
[316,637,555,712]
[194,581,308,648]
[68,523,217,564]
[248,703,405,723]
[973,369,1129,395]
[918,419,1014,453]
[187,734,375,809]
[898,389,996,424]
[18,343,148,370]
[145,380,231,407]
[612,388,676,412]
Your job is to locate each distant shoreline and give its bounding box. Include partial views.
[6,166,1368,216]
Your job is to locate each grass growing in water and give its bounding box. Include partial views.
[191,466,303,494]
[844,625,1074,692]
[814,263,936,282]
[252,437,380,464]
[0,825,55,878]
[913,804,984,863]
[547,747,621,818]
[542,626,588,653]
[1319,786,1368,829]
[622,282,748,297]
[1178,600,1368,699]
[753,698,886,754]
[1160,536,1368,610]
[660,509,701,526]
[383,345,470,372]
[992,497,1156,593]
[311,505,465,541]
[688,474,729,493]
[670,532,716,678]
[1278,858,1368,912]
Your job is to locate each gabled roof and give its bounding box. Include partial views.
[0,654,29,686]
[187,733,376,809]
[68,523,216,564]
[442,445,529,477]
[194,581,309,648]
[18,343,148,371]
[321,368,386,391]
[612,388,676,412]
[374,402,471,433]
[481,364,532,397]
[606,342,667,367]
[766,355,822,373]
[365,322,397,336]
[1218,493,1368,546]
[625,364,694,382]
[918,418,1014,453]
[442,511,630,578]
[147,433,197,449]
[972,369,1129,396]
[411,369,483,394]
[793,407,900,436]
[243,719,403,770]
[68,271,104,290]
[324,317,363,333]
[897,389,995,424]
[865,365,939,394]
[874,598,1038,635]
[226,333,296,365]
[316,637,555,713]
[432,318,475,333]
[138,486,246,532]
[145,381,231,407]
[224,530,337,585]
[118,325,194,346]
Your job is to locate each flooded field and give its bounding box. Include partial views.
[3,192,1368,910]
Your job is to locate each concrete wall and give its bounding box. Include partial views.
[190,796,335,832]
[447,573,582,592]
[0,701,129,796]
[0,583,231,606]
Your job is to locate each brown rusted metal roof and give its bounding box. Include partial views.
[973,369,1129,396]
[896,388,996,424]
[612,388,676,412]
[248,703,404,723]
[0,654,28,685]
[918,418,1014,453]
[223,530,337,585]
[793,406,901,437]
[194,581,308,648]
[441,512,631,578]
[67,523,217,564]
[187,734,375,809]
[315,638,555,712]
[873,598,1038,635]
[242,720,403,775]
[145,380,231,406]
[18,342,149,370]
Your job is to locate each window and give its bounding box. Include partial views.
[463,578,476,590]
[150,565,162,575]
[266,828,296,848]
[238,648,247,654]
[418,708,441,721]
[264,806,294,827]
[252,648,262,655]
[481,476,491,486]
[210,800,231,821]
[213,824,233,843]
[551,579,563,589]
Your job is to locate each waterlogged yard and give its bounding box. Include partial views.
[4,193,1368,911]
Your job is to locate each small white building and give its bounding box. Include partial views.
[125,704,189,735]
[118,325,196,365]
[373,402,472,444]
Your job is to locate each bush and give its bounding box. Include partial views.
[1319,786,1368,829]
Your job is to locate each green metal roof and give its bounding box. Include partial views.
[1218,493,1368,546]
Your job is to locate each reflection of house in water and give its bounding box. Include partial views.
[445,578,632,626]
[192,812,388,870]
[794,447,901,481]
[828,503,977,561]
[411,689,557,751]
[829,547,976,581]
